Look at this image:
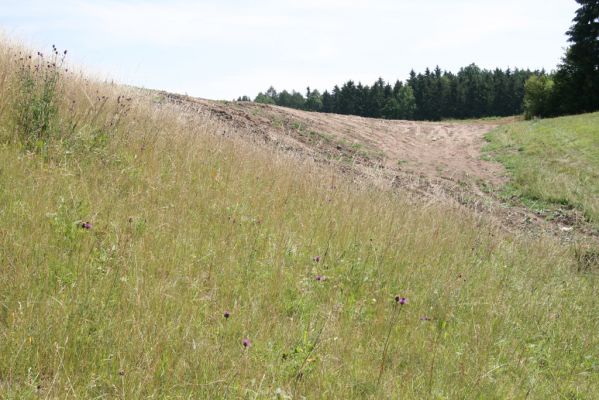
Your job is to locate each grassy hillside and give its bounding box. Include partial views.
[484,113,599,228]
[0,42,598,399]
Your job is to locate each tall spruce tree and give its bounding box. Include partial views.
[554,0,599,114]
[321,90,334,113]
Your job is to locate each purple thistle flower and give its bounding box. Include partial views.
[80,222,92,230]
[394,295,407,305]
[313,255,321,263]
[223,310,230,319]
[242,338,251,348]
[315,275,325,281]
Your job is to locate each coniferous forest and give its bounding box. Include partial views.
[241,0,598,121]
[244,65,540,121]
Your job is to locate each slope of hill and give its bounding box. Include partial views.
[161,93,505,182]
[157,92,598,238]
[0,42,597,398]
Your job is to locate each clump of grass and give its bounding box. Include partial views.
[10,46,65,152]
[574,245,599,273]
[1,41,136,160]
[291,120,304,131]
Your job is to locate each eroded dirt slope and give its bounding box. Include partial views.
[153,92,597,240]
[281,107,507,185]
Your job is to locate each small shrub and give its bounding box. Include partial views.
[523,75,555,119]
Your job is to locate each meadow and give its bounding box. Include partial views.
[0,41,597,399]
[484,113,599,228]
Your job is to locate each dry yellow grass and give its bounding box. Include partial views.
[0,38,597,399]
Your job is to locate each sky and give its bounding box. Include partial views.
[0,0,579,100]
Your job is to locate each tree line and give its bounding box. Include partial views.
[243,65,540,121]
[239,0,598,120]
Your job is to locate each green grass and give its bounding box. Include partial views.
[484,113,599,227]
[442,115,522,124]
[0,40,598,399]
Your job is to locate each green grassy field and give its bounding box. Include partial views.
[484,113,599,228]
[0,41,598,399]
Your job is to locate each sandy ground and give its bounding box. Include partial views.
[154,92,597,240]
[281,107,506,185]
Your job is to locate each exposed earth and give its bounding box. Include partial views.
[151,91,597,241]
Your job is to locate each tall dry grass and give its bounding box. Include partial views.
[0,38,597,399]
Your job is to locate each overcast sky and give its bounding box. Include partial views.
[1,0,579,100]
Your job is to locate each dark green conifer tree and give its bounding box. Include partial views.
[553,0,599,114]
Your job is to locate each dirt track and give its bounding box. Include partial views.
[154,92,597,240]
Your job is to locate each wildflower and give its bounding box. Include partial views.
[242,338,251,348]
[223,310,230,319]
[80,222,92,230]
[420,316,431,321]
[394,295,407,305]
[315,275,325,281]
[313,255,321,263]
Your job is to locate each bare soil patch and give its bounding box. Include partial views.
[154,92,597,241]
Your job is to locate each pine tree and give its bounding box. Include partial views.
[305,88,322,111]
[367,78,386,118]
[356,82,368,116]
[254,92,275,105]
[554,0,599,114]
[338,81,358,115]
[331,85,341,113]
[429,66,448,120]
[265,86,278,101]
[392,80,403,99]
[321,90,334,113]
[396,85,416,119]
